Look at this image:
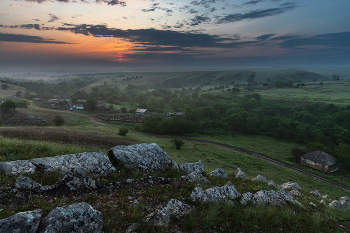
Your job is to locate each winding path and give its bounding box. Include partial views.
[29,105,350,193]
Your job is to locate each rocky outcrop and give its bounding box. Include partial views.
[320,200,327,205]
[252,175,268,183]
[329,196,350,210]
[281,182,301,190]
[190,182,241,203]
[146,199,192,226]
[240,189,304,208]
[208,168,228,178]
[181,172,210,183]
[268,180,279,189]
[310,190,322,197]
[0,209,42,233]
[108,143,175,173]
[0,160,37,175]
[0,109,47,126]
[323,194,332,201]
[290,189,303,197]
[38,202,103,233]
[0,152,116,177]
[178,160,205,174]
[233,168,248,179]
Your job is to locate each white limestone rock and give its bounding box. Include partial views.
[38,202,103,233]
[181,172,210,183]
[281,181,302,190]
[0,160,37,175]
[290,189,303,197]
[233,168,248,179]
[178,160,205,174]
[109,143,175,173]
[310,190,322,198]
[146,199,192,226]
[0,209,42,233]
[15,175,42,190]
[329,196,350,210]
[208,168,228,178]
[252,175,268,183]
[190,182,241,203]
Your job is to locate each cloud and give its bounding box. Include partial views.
[216,4,297,24]
[23,0,126,6]
[0,32,71,44]
[48,14,59,23]
[190,0,223,8]
[256,34,275,41]
[280,31,350,48]
[188,15,211,26]
[56,24,246,48]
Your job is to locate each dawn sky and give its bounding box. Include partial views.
[0,0,349,72]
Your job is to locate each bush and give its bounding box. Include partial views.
[53,115,65,126]
[0,100,17,111]
[118,127,129,136]
[171,138,185,150]
[291,148,307,163]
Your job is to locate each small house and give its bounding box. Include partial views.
[300,150,338,173]
[136,108,148,116]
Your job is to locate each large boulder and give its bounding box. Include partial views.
[31,152,116,177]
[0,209,42,233]
[329,196,350,210]
[251,175,268,183]
[281,181,301,190]
[108,143,175,173]
[178,160,205,174]
[240,189,304,208]
[38,202,103,233]
[0,160,37,175]
[208,168,228,178]
[190,182,241,203]
[146,199,192,226]
[233,168,248,179]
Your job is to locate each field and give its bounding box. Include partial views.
[0,83,26,98]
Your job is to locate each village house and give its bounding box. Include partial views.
[61,96,71,102]
[135,108,149,116]
[300,150,338,173]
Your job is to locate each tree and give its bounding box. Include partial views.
[121,107,127,113]
[0,100,17,111]
[171,138,185,150]
[53,115,65,126]
[1,84,9,90]
[332,75,340,81]
[15,91,22,97]
[85,98,97,112]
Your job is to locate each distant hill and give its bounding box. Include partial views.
[83,69,330,90]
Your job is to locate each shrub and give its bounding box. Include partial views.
[171,138,185,150]
[0,100,17,111]
[291,148,307,163]
[118,127,129,136]
[53,115,65,126]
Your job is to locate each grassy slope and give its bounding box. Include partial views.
[0,83,26,98]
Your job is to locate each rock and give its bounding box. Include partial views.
[290,189,303,197]
[309,202,317,207]
[181,172,210,183]
[0,160,37,175]
[0,209,42,233]
[208,168,228,178]
[15,175,42,190]
[268,180,279,188]
[329,196,350,210]
[252,175,268,183]
[126,223,139,233]
[31,152,116,177]
[146,199,192,226]
[108,143,175,173]
[190,182,241,203]
[178,160,205,174]
[233,168,248,179]
[281,181,301,190]
[38,202,103,233]
[310,190,322,197]
[40,174,98,192]
[323,194,332,201]
[240,189,305,208]
[130,200,140,208]
[320,200,327,206]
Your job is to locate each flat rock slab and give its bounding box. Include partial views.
[178,160,205,174]
[190,182,241,203]
[109,143,175,173]
[38,202,103,233]
[208,168,228,178]
[147,199,192,226]
[0,209,42,233]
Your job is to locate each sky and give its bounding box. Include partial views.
[0,0,349,73]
